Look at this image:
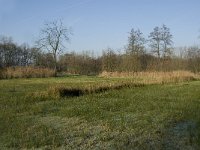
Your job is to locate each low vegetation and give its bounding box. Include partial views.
[0,67,55,79]
[100,71,199,84]
[46,82,144,98]
[25,71,198,99]
[0,74,200,149]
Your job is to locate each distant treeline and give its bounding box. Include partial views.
[0,25,200,76]
[101,46,200,73]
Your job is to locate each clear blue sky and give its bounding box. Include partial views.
[0,0,200,53]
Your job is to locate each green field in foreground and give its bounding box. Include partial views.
[0,76,200,149]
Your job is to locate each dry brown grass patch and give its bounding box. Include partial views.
[45,82,144,98]
[99,71,199,84]
[0,67,55,79]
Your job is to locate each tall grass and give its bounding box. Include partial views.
[0,67,55,79]
[99,71,199,84]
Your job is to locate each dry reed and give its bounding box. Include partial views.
[99,71,199,84]
[0,67,55,79]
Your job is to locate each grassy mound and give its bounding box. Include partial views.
[47,82,144,98]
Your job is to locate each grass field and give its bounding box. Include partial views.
[0,75,200,149]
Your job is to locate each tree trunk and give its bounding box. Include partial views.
[54,52,57,77]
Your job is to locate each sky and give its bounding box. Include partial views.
[0,0,200,54]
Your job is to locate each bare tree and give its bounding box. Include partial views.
[161,24,173,57]
[125,29,146,72]
[36,20,71,76]
[149,26,162,58]
[149,25,173,58]
[186,46,200,72]
[102,48,119,72]
[127,28,146,56]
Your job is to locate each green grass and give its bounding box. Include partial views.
[0,76,200,149]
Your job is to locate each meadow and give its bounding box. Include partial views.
[0,73,200,149]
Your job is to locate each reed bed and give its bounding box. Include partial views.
[0,67,55,79]
[30,71,199,98]
[99,71,199,84]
